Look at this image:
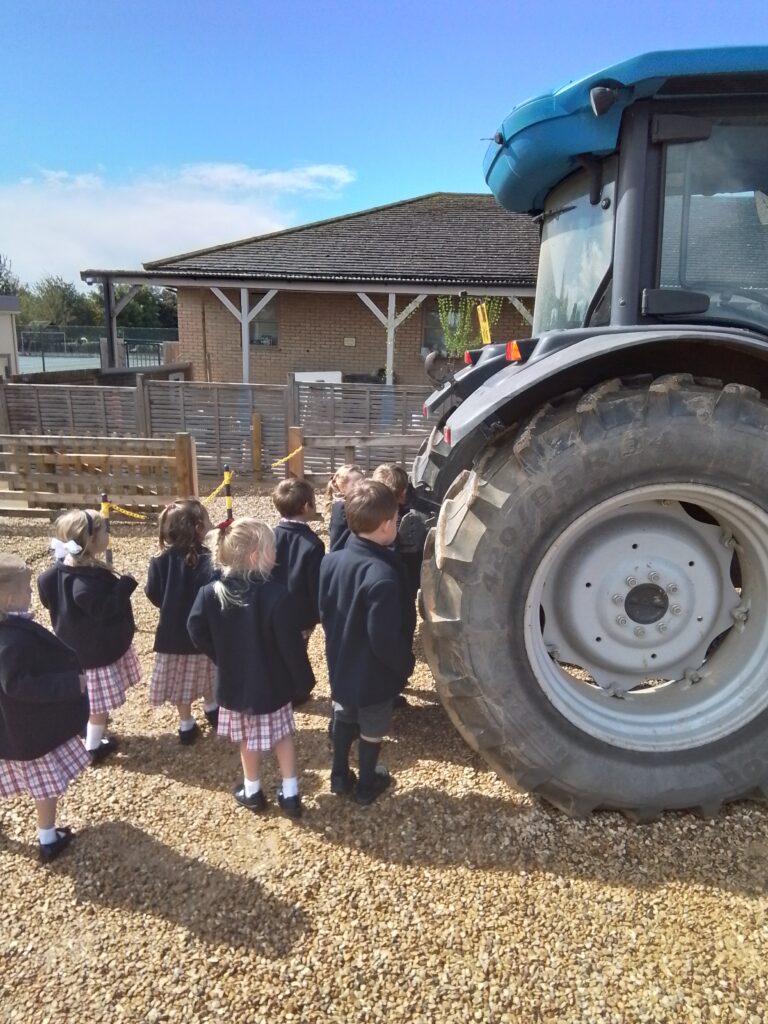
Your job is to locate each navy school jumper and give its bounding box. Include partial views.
[271,521,325,632]
[187,576,315,713]
[319,535,416,709]
[146,545,217,654]
[0,616,88,761]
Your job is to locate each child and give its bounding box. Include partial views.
[319,480,416,806]
[0,554,90,863]
[38,509,140,763]
[271,479,323,703]
[146,499,219,744]
[326,464,363,551]
[371,463,428,604]
[187,518,314,818]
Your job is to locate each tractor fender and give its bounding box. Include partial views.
[442,325,768,447]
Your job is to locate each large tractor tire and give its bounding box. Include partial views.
[421,374,768,818]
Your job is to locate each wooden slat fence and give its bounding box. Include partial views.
[1,381,137,437]
[0,433,197,517]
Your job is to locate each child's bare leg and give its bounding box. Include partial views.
[275,735,299,800]
[176,701,192,722]
[85,711,109,751]
[34,797,57,832]
[240,741,262,794]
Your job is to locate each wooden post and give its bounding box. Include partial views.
[135,374,148,436]
[344,444,356,465]
[0,379,10,434]
[175,432,198,497]
[286,425,304,480]
[251,413,262,479]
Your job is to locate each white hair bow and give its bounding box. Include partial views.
[50,538,83,561]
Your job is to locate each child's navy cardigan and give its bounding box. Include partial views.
[0,616,88,760]
[146,545,217,654]
[38,563,137,669]
[319,535,415,708]
[271,521,324,632]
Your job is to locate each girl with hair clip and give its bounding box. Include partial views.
[0,554,89,863]
[38,508,140,763]
[146,499,219,744]
[326,464,363,551]
[187,518,314,818]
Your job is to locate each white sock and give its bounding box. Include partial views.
[85,723,105,750]
[243,777,261,797]
[203,700,218,713]
[281,776,299,798]
[179,718,196,732]
[38,826,58,845]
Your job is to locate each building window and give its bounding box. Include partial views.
[249,294,279,347]
[421,301,447,358]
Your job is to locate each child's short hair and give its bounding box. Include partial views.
[325,464,363,503]
[346,480,398,535]
[0,554,29,591]
[372,463,408,499]
[158,499,209,567]
[272,479,316,519]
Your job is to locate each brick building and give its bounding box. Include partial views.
[82,193,539,386]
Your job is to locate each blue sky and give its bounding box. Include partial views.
[2,0,767,285]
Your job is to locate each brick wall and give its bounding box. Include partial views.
[176,288,534,386]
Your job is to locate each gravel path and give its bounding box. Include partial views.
[1,490,767,1023]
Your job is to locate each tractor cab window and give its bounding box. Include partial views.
[660,117,768,331]
[532,158,617,335]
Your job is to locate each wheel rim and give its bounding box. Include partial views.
[524,484,768,752]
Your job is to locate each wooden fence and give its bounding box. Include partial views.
[0,433,197,517]
[0,377,434,480]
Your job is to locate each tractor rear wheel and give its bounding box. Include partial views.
[421,375,768,817]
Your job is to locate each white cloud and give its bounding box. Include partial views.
[0,162,356,288]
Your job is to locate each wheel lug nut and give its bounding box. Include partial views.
[667,583,679,594]
[648,571,659,582]
[626,576,637,587]
[671,605,682,615]
[657,623,668,633]
[616,615,627,626]
[612,593,623,605]
[634,626,646,637]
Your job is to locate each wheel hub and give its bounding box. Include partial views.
[625,583,669,624]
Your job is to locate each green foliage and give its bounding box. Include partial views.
[0,254,19,296]
[27,276,98,326]
[113,286,177,328]
[436,294,507,356]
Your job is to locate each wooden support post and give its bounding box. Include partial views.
[251,413,262,479]
[0,379,10,434]
[344,444,356,465]
[135,374,148,436]
[286,425,304,480]
[175,432,198,497]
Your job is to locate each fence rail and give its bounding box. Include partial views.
[0,377,435,480]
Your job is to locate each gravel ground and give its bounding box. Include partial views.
[1,488,767,1024]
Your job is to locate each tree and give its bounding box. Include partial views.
[0,254,20,296]
[27,276,98,326]
[113,285,177,328]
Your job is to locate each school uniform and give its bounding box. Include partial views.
[146,546,216,706]
[329,500,350,552]
[319,534,416,732]
[187,576,314,750]
[38,563,141,715]
[0,614,90,800]
[271,520,325,635]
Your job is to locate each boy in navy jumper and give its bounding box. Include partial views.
[319,480,416,805]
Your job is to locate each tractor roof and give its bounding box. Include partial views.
[484,47,768,215]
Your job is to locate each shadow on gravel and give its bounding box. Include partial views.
[5,821,309,953]
[298,786,768,897]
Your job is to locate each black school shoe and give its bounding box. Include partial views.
[355,768,392,807]
[178,722,201,746]
[39,826,74,864]
[204,707,219,730]
[88,736,118,764]
[277,790,303,819]
[233,784,268,812]
[330,768,357,796]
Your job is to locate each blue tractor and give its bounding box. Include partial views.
[414,48,768,817]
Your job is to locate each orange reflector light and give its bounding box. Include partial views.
[464,351,473,365]
[506,340,522,362]
[444,426,452,445]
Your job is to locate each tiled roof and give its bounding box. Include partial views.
[142,193,539,288]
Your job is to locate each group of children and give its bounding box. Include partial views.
[0,463,426,863]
